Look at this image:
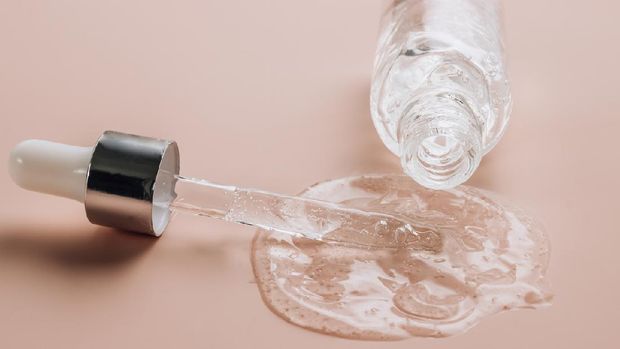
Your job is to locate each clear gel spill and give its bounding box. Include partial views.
[251,175,551,340]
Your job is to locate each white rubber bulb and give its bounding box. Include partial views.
[8,140,93,202]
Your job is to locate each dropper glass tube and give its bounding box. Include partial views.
[169,174,439,249]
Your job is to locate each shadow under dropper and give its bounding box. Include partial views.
[0,225,156,272]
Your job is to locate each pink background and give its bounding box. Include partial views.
[1,0,618,347]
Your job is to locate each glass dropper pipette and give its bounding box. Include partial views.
[8,131,438,249]
[169,174,440,248]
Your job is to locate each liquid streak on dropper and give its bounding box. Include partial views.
[170,175,439,250]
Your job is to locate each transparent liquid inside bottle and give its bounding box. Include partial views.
[370,0,512,189]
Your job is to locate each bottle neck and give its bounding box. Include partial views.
[397,90,482,190]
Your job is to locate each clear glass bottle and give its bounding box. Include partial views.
[370,0,511,189]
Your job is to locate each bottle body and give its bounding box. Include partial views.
[370,0,511,189]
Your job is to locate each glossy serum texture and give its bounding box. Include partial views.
[251,175,551,340]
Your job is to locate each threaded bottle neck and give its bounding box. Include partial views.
[398,91,482,189]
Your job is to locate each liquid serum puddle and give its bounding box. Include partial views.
[251,175,552,340]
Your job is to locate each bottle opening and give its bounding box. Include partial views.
[398,92,482,189]
[419,134,467,176]
[404,132,478,189]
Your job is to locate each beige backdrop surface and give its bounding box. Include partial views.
[0,0,618,348]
